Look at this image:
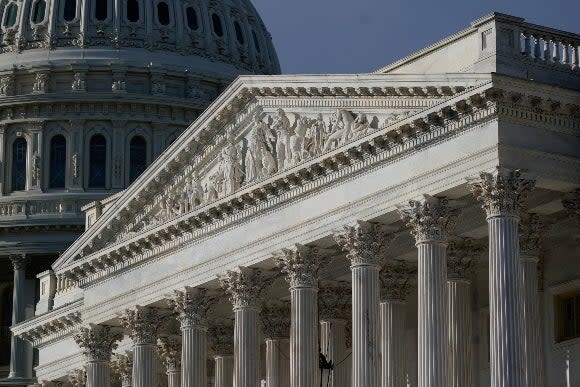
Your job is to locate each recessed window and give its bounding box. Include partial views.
[211,13,223,37]
[127,0,139,22]
[88,134,107,188]
[556,291,580,342]
[11,138,27,191]
[4,3,18,28]
[95,0,107,21]
[63,0,76,22]
[234,21,244,45]
[49,135,66,189]
[157,2,170,26]
[185,6,198,31]
[129,136,147,184]
[252,30,261,53]
[31,0,46,24]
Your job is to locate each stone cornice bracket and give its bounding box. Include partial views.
[274,244,320,289]
[209,323,234,356]
[380,260,416,301]
[168,287,214,328]
[398,195,460,244]
[333,220,394,267]
[468,167,535,219]
[9,253,28,270]
[261,301,291,340]
[447,238,484,280]
[519,213,544,259]
[120,306,161,345]
[68,368,86,387]
[157,335,182,373]
[111,353,133,387]
[318,284,351,321]
[562,189,580,226]
[219,266,265,310]
[73,324,123,362]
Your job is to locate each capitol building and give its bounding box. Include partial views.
[0,2,579,387]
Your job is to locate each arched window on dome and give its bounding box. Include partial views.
[31,0,46,24]
[126,0,139,22]
[3,3,18,28]
[129,136,147,184]
[185,6,198,31]
[63,0,76,22]
[234,21,244,45]
[252,30,261,53]
[49,135,66,189]
[95,0,108,21]
[157,2,170,26]
[88,134,107,188]
[211,13,223,37]
[11,138,27,191]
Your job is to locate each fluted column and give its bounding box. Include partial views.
[262,303,291,387]
[275,245,320,387]
[519,214,545,387]
[209,324,235,387]
[220,267,265,387]
[121,307,161,387]
[379,260,415,387]
[399,196,458,387]
[335,221,394,387]
[469,168,535,387]
[158,336,182,387]
[8,254,32,380]
[111,353,133,387]
[74,325,123,387]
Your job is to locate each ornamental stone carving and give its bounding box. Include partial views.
[120,306,161,345]
[68,368,86,387]
[318,284,351,321]
[0,74,15,96]
[111,353,133,387]
[158,335,181,372]
[274,244,320,288]
[468,167,535,218]
[9,254,28,270]
[73,325,122,362]
[71,73,86,92]
[209,323,234,355]
[380,260,416,301]
[219,267,264,309]
[168,287,214,327]
[32,73,49,93]
[245,112,277,183]
[261,302,291,339]
[398,195,460,244]
[334,220,394,267]
[519,213,544,257]
[447,238,483,279]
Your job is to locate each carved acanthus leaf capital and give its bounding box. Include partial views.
[398,196,459,244]
[318,285,351,321]
[111,353,132,387]
[469,167,535,218]
[380,260,416,301]
[73,325,122,362]
[209,323,234,355]
[519,213,544,258]
[274,244,320,288]
[168,287,213,328]
[9,254,28,271]
[447,238,483,279]
[219,267,265,309]
[67,368,86,387]
[120,306,161,345]
[157,335,181,372]
[334,220,394,267]
[261,302,291,339]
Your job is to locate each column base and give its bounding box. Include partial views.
[0,377,37,387]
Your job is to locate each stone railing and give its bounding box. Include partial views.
[0,198,92,224]
[519,23,580,70]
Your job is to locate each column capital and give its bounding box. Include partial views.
[261,302,291,340]
[519,213,544,259]
[274,244,320,288]
[380,260,416,301]
[120,306,161,345]
[468,167,535,219]
[111,353,133,387]
[209,323,234,355]
[158,335,181,373]
[168,287,214,328]
[398,195,460,244]
[318,284,350,321]
[219,266,265,309]
[68,368,86,387]
[447,238,483,280]
[73,324,122,362]
[9,254,28,271]
[334,220,393,267]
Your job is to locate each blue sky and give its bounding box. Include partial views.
[251,0,580,74]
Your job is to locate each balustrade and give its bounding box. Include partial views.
[519,27,579,70]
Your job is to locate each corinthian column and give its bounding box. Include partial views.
[275,244,320,387]
[519,213,545,387]
[74,325,123,387]
[8,254,32,381]
[209,324,235,387]
[158,336,182,387]
[469,168,535,387]
[261,303,291,387]
[447,239,481,387]
[379,260,415,387]
[111,353,133,387]
[335,221,392,387]
[121,307,161,387]
[219,267,265,387]
[169,288,213,387]
[399,196,458,387]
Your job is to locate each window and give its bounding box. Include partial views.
[157,2,169,26]
[95,0,107,21]
[11,138,27,191]
[31,0,46,24]
[234,21,244,45]
[129,136,147,184]
[49,135,66,189]
[556,291,580,342]
[185,6,198,30]
[63,0,76,22]
[88,134,107,188]
[3,3,18,28]
[126,0,139,22]
[252,30,261,53]
[211,13,223,37]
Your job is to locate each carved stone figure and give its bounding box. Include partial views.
[72,73,86,92]
[245,113,276,183]
[31,151,41,187]
[33,73,49,93]
[322,110,355,152]
[218,131,244,196]
[271,109,292,170]
[304,114,325,156]
[0,75,15,96]
[288,115,308,167]
[186,171,205,209]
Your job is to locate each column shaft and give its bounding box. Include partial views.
[380,301,406,387]
[234,307,260,387]
[86,361,110,387]
[133,344,156,387]
[521,257,543,387]
[351,265,380,387]
[181,325,207,387]
[290,287,318,387]
[215,356,234,387]
[8,261,30,379]
[417,242,448,387]
[320,320,347,387]
[265,339,290,387]
[448,279,473,387]
[167,371,180,387]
